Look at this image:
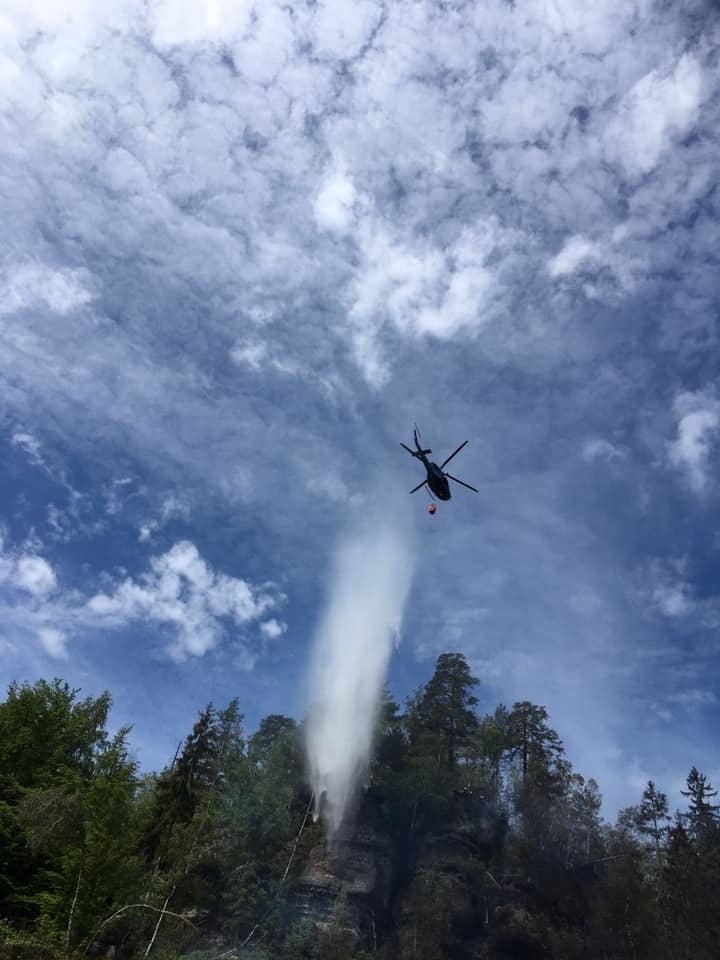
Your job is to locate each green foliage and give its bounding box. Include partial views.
[0,916,68,960]
[473,705,510,797]
[0,679,111,792]
[312,891,358,960]
[407,653,479,773]
[278,918,316,960]
[505,700,564,784]
[0,667,718,960]
[681,766,719,841]
[0,678,137,945]
[396,869,454,960]
[371,688,407,786]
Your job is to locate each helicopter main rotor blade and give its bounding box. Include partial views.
[409,480,427,494]
[439,440,468,469]
[445,473,478,493]
[400,442,415,455]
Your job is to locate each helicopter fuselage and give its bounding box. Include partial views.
[402,428,477,501]
[418,455,451,500]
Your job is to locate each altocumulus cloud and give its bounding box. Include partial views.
[0,0,716,530]
[0,264,94,316]
[85,541,283,662]
[0,537,284,665]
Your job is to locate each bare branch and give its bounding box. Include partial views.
[144,885,177,958]
[86,899,197,954]
[282,791,314,882]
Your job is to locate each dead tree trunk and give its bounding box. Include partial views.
[66,852,84,949]
[144,884,176,958]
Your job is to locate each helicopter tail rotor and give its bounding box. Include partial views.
[413,424,432,456]
[401,441,431,458]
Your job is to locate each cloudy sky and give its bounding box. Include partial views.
[1,0,719,814]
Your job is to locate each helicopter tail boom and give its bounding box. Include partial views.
[413,426,431,456]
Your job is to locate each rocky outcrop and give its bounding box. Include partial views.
[290,796,393,948]
[289,787,511,955]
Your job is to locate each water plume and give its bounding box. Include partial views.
[305,509,415,839]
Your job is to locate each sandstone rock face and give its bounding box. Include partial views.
[291,804,392,947]
[289,789,511,954]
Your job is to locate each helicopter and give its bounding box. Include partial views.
[401,427,478,507]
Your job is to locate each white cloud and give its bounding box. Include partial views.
[652,582,693,618]
[548,226,649,293]
[38,627,69,660]
[46,491,101,542]
[231,339,269,371]
[0,535,57,599]
[414,227,498,338]
[11,431,44,465]
[548,236,598,277]
[0,538,65,656]
[639,555,695,620]
[150,0,253,48]
[669,390,720,493]
[137,495,190,543]
[310,0,383,60]
[0,0,713,418]
[260,618,286,640]
[14,555,57,596]
[582,438,625,463]
[314,165,360,234]
[347,218,511,386]
[1,536,278,665]
[86,540,279,661]
[161,495,189,520]
[0,264,94,316]
[604,53,703,178]
[0,0,141,40]
[104,477,134,516]
[549,236,600,278]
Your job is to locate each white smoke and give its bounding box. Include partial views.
[305,511,415,839]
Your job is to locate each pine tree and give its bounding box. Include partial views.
[565,775,602,864]
[373,688,407,775]
[638,780,671,867]
[662,818,720,960]
[681,767,718,841]
[411,653,479,772]
[248,714,296,770]
[506,701,563,783]
[141,703,229,865]
[475,705,510,794]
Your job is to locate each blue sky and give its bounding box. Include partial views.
[1,0,719,816]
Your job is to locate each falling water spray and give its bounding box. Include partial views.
[305,510,415,839]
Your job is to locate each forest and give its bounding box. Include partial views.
[0,653,718,960]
